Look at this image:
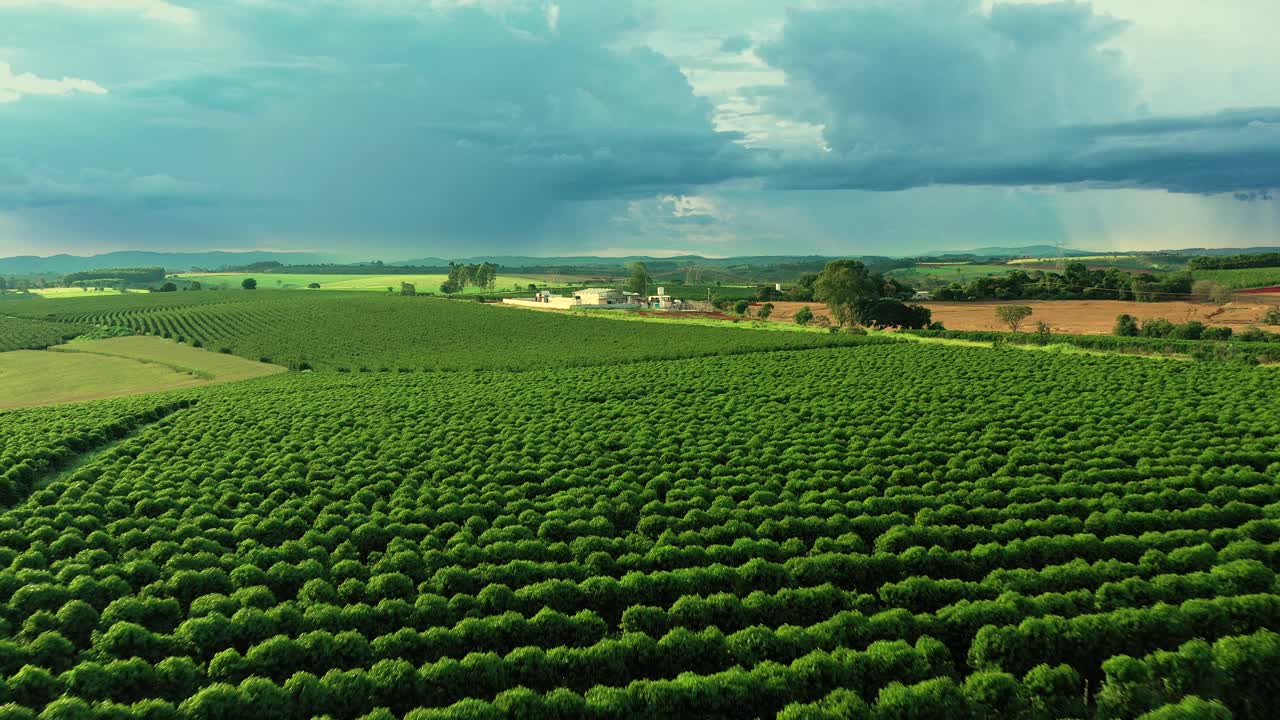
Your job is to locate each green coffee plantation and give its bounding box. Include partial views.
[5,293,866,371]
[2,340,1279,719]
[0,318,92,353]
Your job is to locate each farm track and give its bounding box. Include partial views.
[3,400,194,509]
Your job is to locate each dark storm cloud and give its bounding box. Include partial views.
[757,0,1280,197]
[769,108,1280,195]
[0,0,751,252]
[1,0,1277,257]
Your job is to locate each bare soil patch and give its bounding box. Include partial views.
[756,299,1277,335]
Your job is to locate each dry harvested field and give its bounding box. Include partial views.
[760,299,1278,335]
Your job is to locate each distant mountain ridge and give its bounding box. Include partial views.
[393,255,834,268]
[923,245,1094,258]
[7,246,1280,276]
[0,251,345,275]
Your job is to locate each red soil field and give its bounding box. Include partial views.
[756,299,1278,335]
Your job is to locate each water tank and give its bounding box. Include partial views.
[657,286,666,295]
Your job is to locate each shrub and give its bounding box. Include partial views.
[1139,318,1175,338]
[1114,314,1140,336]
[1169,321,1205,340]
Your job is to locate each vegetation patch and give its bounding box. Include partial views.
[0,316,94,352]
[7,292,880,371]
[0,344,1278,717]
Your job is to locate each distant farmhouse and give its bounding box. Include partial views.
[503,286,681,311]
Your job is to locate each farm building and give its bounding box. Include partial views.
[502,287,644,310]
[502,286,685,311]
[647,286,675,309]
[573,288,627,305]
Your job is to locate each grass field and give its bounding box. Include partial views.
[175,272,562,293]
[0,350,211,409]
[0,335,283,409]
[28,287,126,298]
[885,263,1012,282]
[1192,267,1280,290]
[52,335,289,381]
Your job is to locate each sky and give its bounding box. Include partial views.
[1,0,1278,259]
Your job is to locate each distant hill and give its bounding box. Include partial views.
[11,246,1280,278]
[396,254,840,269]
[928,245,1095,258]
[0,251,345,275]
[1164,247,1280,257]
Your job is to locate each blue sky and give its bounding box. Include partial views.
[1,0,1278,259]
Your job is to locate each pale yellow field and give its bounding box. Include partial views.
[28,287,125,298]
[1007,255,1136,265]
[0,336,284,409]
[176,272,561,293]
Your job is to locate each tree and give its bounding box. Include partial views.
[734,300,750,316]
[447,263,467,291]
[159,282,178,292]
[757,303,774,320]
[627,262,651,296]
[854,298,932,329]
[1263,306,1280,325]
[0,277,7,294]
[755,286,783,301]
[814,260,881,326]
[190,281,202,291]
[794,306,814,326]
[307,283,321,289]
[1034,320,1051,335]
[1140,318,1175,338]
[995,305,1033,332]
[242,278,257,290]
[1114,314,1140,337]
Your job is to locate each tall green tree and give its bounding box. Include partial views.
[627,262,651,295]
[814,260,882,326]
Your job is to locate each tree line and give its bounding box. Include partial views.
[1187,252,1280,271]
[441,263,499,294]
[933,264,1193,301]
[62,267,167,287]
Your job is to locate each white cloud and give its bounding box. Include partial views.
[0,0,195,23]
[545,1,559,32]
[0,62,106,103]
[660,193,718,218]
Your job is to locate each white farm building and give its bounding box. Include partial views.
[502,286,681,311]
